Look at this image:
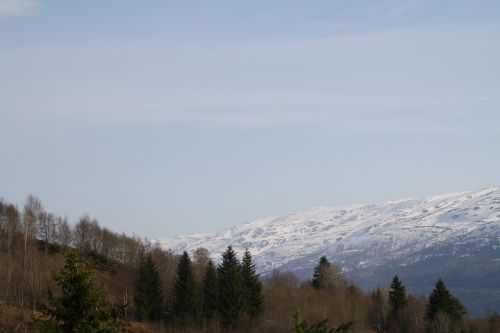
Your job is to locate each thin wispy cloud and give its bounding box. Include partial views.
[383,0,421,19]
[2,19,497,130]
[0,1,499,238]
[309,0,422,30]
[0,0,37,17]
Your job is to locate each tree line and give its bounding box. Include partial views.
[1,195,499,332]
[133,245,263,330]
[28,236,500,333]
[0,195,172,309]
[286,254,493,333]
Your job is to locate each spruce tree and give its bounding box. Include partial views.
[426,278,465,324]
[134,255,163,321]
[217,245,244,327]
[388,275,407,317]
[35,250,125,333]
[312,255,345,291]
[173,251,198,321]
[240,249,263,320]
[202,259,219,320]
[312,256,331,289]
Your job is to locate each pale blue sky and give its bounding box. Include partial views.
[1,0,499,238]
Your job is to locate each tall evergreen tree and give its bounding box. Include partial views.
[217,245,244,327]
[388,275,407,317]
[173,251,198,321]
[240,249,263,320]
[134,255,163,321]
[35,250,125,333]
[312,255,345,291]
[312,256,331,290]
[202,259,219,320]
[426,279,465,327]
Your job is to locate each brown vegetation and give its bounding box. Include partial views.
[0,196,497,332]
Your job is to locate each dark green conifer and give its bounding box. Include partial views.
[35,250,125,333]
[426,278,465,323]
[388,275,407,317]
[312,256,330,289]
[173,251,198,321]
[217,245,244,327]
[134,254,164,321]
[202,259,219,320]
[312,255,342,290]
[240,249,263,319]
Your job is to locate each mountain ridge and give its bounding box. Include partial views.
[160,187,500,315]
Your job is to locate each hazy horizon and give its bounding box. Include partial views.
[1,1,500,238]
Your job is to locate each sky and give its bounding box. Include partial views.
[1,0,499,238]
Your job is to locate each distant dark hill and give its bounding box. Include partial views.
[162,187,500,316]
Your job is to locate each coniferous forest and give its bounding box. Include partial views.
[1,196,499,332]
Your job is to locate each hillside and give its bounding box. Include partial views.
[161,187,500,316]
[1,192,498,331]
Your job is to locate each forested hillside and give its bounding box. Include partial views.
[1,196,498,332]
[161,188,500,316]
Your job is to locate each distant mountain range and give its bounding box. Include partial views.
[160,187,500,316]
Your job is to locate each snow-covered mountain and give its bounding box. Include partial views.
[161,187,500,315]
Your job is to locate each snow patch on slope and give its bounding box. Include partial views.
[160,187,500,275]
